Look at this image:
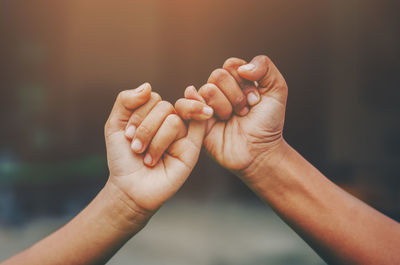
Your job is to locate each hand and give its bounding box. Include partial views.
[104,83,207,215]
[175,55,288,181]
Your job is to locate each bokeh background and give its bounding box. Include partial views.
[1,0,399,264]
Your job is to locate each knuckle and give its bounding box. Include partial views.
[280,82,289,96]
[198,86,207,97]
[129,113,142,126]
[136,124,152,140]
[233,94,246,106]
[199,84,217,100]
[174,98,185,109]
[104,118,117,138]
[117,90,126,102]
[157,100,174,113]
[104,120,110,134]
[256,55,271,65]
[208,68,229,83]
[151,92,162,102]
[165,114,182,130]
[175,100,192,120]
[223,57,239,68]
[223,57,245,68]
[117,89,143,109]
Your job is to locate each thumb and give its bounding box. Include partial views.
[237,55,287,102]
[105,83,151,136]
[167,120,206,175]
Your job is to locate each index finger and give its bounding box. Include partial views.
[223,57,261,107]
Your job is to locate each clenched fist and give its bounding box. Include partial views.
[175,55,288,182]
[105,83,207,213]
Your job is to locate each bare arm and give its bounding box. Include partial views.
[176,55,400,265]
[2,181,150,265]
[246,140,400,265]
[2,83,208,265]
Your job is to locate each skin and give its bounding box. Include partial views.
[176,55,400,265]
[2,55,399,265]
[1,83,207,265]
[178,55,287,178]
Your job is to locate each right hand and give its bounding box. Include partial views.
[175,55,289,181]
[105,83,207,216]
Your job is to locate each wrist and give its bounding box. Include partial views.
[100,179,154,234]
[240,138,291,189]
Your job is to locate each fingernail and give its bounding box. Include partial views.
[239,63,255,72]
[202,106,213,116]
[135,83,148,93]
[239,106,249,116]
[125,125,136,138]
[247,92,260,106]
[131,139,143,152]
[144,153,152,165]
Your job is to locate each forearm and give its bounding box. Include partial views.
[245,140,400,265]
[2,180,152,265]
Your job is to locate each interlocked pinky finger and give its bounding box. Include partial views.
[143,114,187,167]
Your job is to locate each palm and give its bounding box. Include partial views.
[204,93,286,172]
[106,131,196,211]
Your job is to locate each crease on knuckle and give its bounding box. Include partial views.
[129,113,142,126]
[136,124,152,140]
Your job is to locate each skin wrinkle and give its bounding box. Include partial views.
[107,185,150,231]
[106,180,153,228]
[6,54,400,265]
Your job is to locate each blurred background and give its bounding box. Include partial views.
[0,0,399,264]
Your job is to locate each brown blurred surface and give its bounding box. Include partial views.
[0,0,399,262]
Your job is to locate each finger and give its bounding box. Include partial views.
[237,55,288,102]
[222,57,248,85]
[223,57,261,107]
[208,68,248,116]
[185,120,207,151]
[175,98,213,121]
[131,101,175,153]
[198,83,232,120]
[105,83,151,136]
[184,85,206,103]
[125,92,162,139]
[182,85,217,132]
[243,86,261,107]
[144,114,187,166]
